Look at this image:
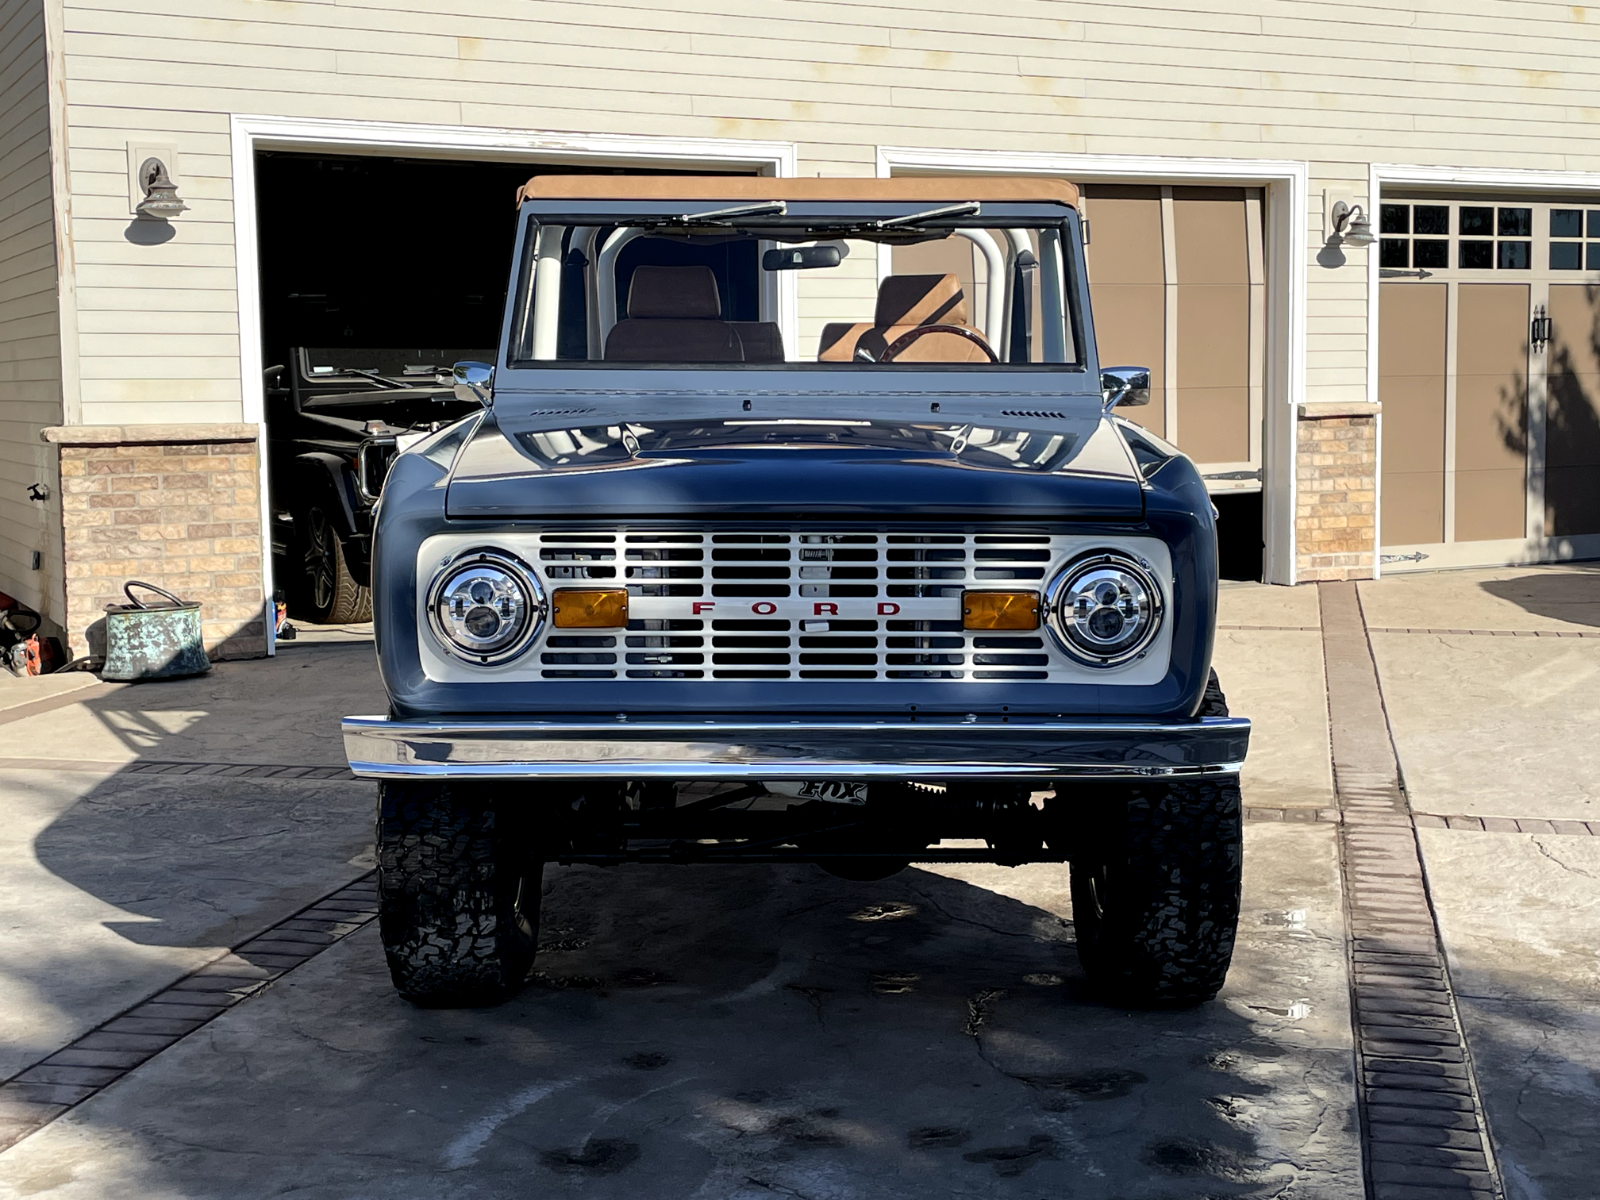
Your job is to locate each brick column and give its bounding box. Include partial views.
[1295,402,1380,582]
[41,424,268,662]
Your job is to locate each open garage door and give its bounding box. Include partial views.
[253,153,756,624]
[1079,185,1268,580]
[1378,195,1600,571]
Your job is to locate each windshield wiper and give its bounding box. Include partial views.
[871,201,980,229]
[340,369,412,390]
[671,201,788,225]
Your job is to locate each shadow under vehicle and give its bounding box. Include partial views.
[265,347,488,623]
[340,177,1252,1011]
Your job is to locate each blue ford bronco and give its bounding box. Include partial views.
[343,176,1251,1009]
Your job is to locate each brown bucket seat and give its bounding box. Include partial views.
[817,273,994,363]
[605,265,744,362]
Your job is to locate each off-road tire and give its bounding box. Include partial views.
[1198,668,1229,717]
[377,780,540,1007]
[1069,774,1243,1007]
[294,505,372,624]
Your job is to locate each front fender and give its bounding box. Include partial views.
[290,452,363,543]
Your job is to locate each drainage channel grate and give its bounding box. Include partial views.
[0,874,377,1152]
[1320,581,1503,1200]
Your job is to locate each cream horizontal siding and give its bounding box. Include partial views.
[1303,162,1372,405]
[45,0,1600,437]
[0,0,62,619]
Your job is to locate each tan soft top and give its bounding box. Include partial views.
[516,174,1079,208]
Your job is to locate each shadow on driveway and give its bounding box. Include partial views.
[1479,567,1600,629]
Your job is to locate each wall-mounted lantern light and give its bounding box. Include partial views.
[135,158,188,219]
[1329,201,1376,247]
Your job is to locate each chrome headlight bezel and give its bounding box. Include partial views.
[426,549,546,665]
[1044,551,1165,667]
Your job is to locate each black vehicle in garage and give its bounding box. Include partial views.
[265,348,488,623]
[340,176,1252,1011]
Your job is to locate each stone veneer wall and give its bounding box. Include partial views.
[42,424,268,661]
[1295,402,1380,582]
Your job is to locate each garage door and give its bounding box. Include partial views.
[1079,185,1267,494]
[1378,196,1600,568]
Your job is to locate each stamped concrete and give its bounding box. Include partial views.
[0,647,381,1080]
[1214,628,1334,809]
[0,767,373,1081]
[1363,567,1600,824]
[0,824,1358,1200]
[0,644,382,769]
[1360,565,1600,634]
[1213,584,1333,810]
[1218,580,1323,630]
[1370,632,1600,823]
[1419,829,1600,1200]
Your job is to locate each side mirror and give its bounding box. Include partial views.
[1100,366,1151,411]
[762,244,844,271]
[453,361,495,408]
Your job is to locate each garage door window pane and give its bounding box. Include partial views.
[1413,206,1449,236]
[1498,241,1531,270]
[1460,240,1493,268]
[1460,207,1495,236]
[1551,241,1582,270]
[1414,240,1449,268]
[1380,205,1410,234]
[1552,209,1583,238]
[1498,207,1533,237]
[1380,239,1409,268]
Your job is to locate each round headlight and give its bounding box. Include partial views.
[427,551,544,664]
[1046,552,1163,666]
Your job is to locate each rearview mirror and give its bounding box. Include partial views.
[452,361,494,408]
[1100,366,1151,411]
[762,244,844,271]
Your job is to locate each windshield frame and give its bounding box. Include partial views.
[496,197,1098,387]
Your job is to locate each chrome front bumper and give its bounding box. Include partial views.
[342,714,1250,782]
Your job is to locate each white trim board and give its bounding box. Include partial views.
[1365,162,1600,579]
[878,146,1309,586]
[229,115,797,652]
[1379,533,1600,574]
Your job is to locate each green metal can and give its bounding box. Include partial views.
[101,581,211,682]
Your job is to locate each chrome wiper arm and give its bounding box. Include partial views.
[871,201,981,229]
[672,201,788,225]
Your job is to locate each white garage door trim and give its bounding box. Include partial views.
[1368,162,1600,575]
[878,146,1308,586]
[229,115,798,652]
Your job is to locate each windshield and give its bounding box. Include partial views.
[506,206,1084,371]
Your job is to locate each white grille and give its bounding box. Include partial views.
[534,529,1058,683]
[416,528,1173,687]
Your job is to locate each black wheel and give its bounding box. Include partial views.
[294,506,371,624]
[377,780,540,1007]
[1068,774,1242,1007]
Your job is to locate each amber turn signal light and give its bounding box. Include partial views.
[962,590,1040,631]
[552,588,629,628]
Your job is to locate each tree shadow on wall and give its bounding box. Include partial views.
[1497,283,1600,544]
[1484,286,1600,626]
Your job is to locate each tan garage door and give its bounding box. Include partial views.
[1080,185,1267,493]
[1379,196,1600,568]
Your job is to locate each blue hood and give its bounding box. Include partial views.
[444,411,1145,521]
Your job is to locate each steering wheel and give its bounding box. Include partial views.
[880,324,999,364]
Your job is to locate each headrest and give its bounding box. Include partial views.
[627,265,722,320]
[874,273,968,328]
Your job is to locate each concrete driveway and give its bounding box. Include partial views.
[0,564,1595,1198]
